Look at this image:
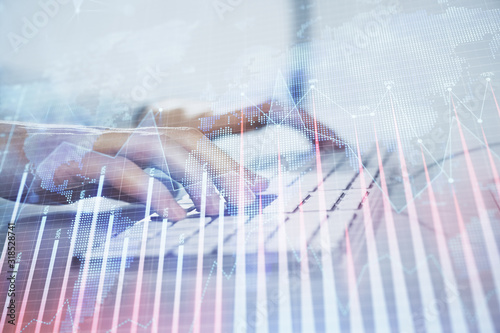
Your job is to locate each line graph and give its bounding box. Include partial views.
[206,71,500,215]
[2,73,500,333]
[7,164,499,332]
[3,71,498,218]
[15,298,155,333]
[1,1,500,332]
[6,200,499,332]
[11,245,498,333]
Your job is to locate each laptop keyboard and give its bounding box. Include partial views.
[91,149,381,258]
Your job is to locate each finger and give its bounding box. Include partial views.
[131,108,270,195]
[146,142,222,216]
[211,170,257,207]
[165,127,269,195]
[121,126,264,206]
[295,108,340,148]
[200,101,273,136]
[78,153,187,221]
[103,130,222,216]
[95,127,268,208]
[138,100,274,137]
[175,155,221,216]
[137,99,213,128]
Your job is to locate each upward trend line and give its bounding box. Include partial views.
[15,296,153,333]
[17,299,74,333]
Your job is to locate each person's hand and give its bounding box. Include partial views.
[139,99,340,151]
[0,122,269,222]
